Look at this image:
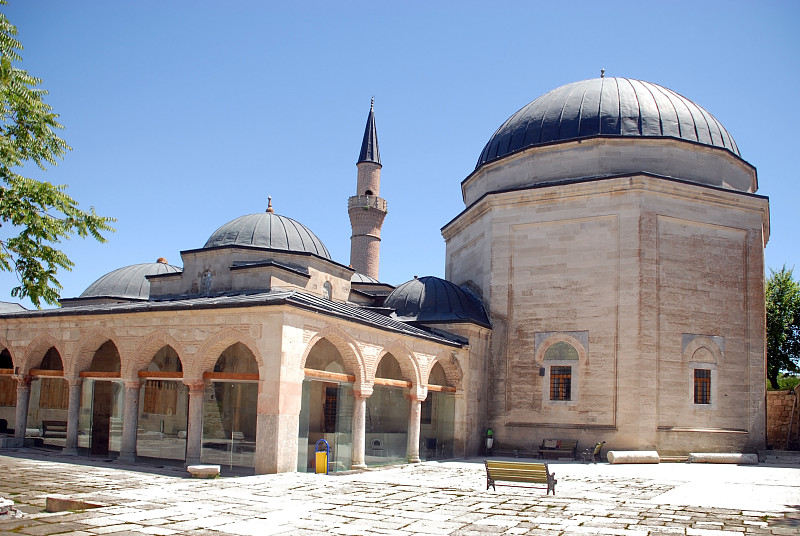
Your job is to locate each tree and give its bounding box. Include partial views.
[0,4,114,308]
[765,266,800,390]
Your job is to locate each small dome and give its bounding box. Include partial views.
[476,77,739,170]
[204,211,331,259]
[80,260,182,300]
[384,276,489,326]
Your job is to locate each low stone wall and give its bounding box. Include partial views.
[767,390,799,449]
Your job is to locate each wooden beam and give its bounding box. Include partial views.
[373,378,412,389]
[427,384,456,393]
[138,371,183,379]
[202,372,259,381]
[303,369,355,383]
[30,369,64,378]
[79,371,121,379]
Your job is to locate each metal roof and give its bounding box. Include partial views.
[384,276,490,327]
[204,212,331,259]
[1,290,463,347]
[78,261,182,300]
[476,77,739,170]
[357,99,381,165]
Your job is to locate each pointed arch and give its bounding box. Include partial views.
[300,326,366,387]
[22,334,66,375]
[0,335,19,370]
[428,351,464,390]
[374,340,421,389]
[69,327,123,377]
[190,328,264,379]
[124,331,188,380]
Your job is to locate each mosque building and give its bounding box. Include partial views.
[0,76,769,473]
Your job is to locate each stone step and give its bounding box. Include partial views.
[763,449,800,464]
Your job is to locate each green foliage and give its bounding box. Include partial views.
[777,375,799,391]
[765,266,800,390]
[0,4,114,307]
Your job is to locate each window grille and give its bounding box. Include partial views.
[694,369,711,404]
[550,366,572,401]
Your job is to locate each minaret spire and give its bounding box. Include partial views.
[358,96,381,165]
[349,99,387,280]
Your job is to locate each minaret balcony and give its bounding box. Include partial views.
[348,195,387,212]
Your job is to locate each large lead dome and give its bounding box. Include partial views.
[204,211,331,259]
[476,77,739,170]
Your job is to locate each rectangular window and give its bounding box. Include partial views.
[694,369,711,404]
[550,366,572,401]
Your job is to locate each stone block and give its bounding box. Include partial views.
[607,450,660,464]
[45,494,106,512]
[187,464,221,478]
[688,452,758,464]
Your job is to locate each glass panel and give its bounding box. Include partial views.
[419,391,455,461]
[0,376,16,433]
[297,379,353,473]
[201,382,258,469]
[77,379,124,456]
[136,380,188,461]
[365,385,409,466]
[26,377,68,449]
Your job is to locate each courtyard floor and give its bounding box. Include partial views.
[0,449,797,535]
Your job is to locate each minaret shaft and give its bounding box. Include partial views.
[349,101,387,280]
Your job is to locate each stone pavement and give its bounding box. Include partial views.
[0,449,797,536]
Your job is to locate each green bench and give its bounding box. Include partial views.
[484,459,557,495]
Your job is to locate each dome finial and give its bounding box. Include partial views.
[601,68,605,78]
[266,196,274,213]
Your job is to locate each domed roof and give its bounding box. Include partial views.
[476,77,739,170]
[80,260,181,300]
[204,209,331,259]
[384,276,489,326]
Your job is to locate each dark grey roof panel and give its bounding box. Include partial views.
[1,290,463,347]
[476,77,740,170]
[357,100,380,165]
[384,276,490,327]
[204,212,331,259]
[80,262,182,300]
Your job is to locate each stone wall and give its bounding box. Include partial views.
[767,390,799,449]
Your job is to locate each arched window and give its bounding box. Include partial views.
[683,335,722,409]
[541,339,582,404]
[322,281,332,300]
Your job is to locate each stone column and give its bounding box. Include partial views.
[407,395,422,463]
[184,380,205,467]
[351,391,368,470]
[118,380,141,463]
[63,378,83,455]
[13,377,31,448]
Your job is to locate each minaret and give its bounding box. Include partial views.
[348,98,387,279]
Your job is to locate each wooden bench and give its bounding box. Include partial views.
[538,439,577,460]
[484,460,557,495]
[42,420,67,439]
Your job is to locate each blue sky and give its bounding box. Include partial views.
[1,1,798,309]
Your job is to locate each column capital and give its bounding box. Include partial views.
[123,380,143,390]
[14,376,31,389]
[67,378,83,388]
[353,387,372,399]
[183,379,206,392]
